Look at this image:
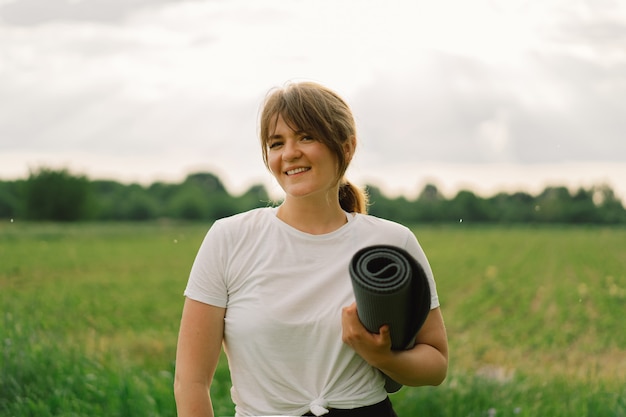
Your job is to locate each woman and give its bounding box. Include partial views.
[174,81,448,417]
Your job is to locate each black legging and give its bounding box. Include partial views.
[303,397,398,417]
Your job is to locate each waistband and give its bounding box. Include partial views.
[302,397,396,417]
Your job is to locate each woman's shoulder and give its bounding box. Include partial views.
[353,212,411,232]
[212,207,276,233]
[202,207,276,247]
[351,212,414,241]
[215,207,276,228]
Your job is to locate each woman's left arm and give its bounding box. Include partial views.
[341,304,448,386]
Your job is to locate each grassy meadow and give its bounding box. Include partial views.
[1,220,625,416]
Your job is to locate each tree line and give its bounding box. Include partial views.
[1,167,625,224]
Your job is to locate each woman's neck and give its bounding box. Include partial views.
[276,197,347,235]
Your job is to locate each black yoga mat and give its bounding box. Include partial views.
[349,244,431,393]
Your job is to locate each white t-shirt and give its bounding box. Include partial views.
[184,207,439,417]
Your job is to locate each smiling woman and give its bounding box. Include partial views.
[265,114,343,206]
[259,83,364,223]
[256,83,367,235]
[173,81,448,417]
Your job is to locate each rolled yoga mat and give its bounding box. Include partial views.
[349,244,431,393]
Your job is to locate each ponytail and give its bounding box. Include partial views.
[339,181,369,214]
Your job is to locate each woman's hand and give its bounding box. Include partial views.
[341,302,394,368]
[341,302,449,387]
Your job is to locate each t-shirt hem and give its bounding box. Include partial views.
[183,291,227,309]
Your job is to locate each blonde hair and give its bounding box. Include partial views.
[259,81,368,213]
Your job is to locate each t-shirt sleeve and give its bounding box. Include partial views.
[403,230,440,309]
[183,221,229,308]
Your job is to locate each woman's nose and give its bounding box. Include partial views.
[282,140,301,161]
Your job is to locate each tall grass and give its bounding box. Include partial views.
[1,222,195,416]
[1,221,624,416]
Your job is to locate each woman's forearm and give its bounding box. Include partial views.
[174,380,214,417]
[174,300,225,417]
[373,342,448,387]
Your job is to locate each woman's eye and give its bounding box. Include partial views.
[301,135,314,142]
[269,141,283,149]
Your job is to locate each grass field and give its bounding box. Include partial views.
[1,220,625,416]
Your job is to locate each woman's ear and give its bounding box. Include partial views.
[344,136,357,161]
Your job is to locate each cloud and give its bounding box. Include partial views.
[350,31,626,166]
[0,0,180,25]
[1,0,625,199]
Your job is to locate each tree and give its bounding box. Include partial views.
[234,184,272,213]
[168,185,210,220]
[121,185,159,221]
[593,184,626,224]
[91,180,127,220]
[488,191,535,223]
[447,190,491,222]
[0,180,22,219]
[366,185,412,223]
[4,167,626,224]
[535,186,573,223]
[569,187,598,223]
[415,184,446,222]
[184,172,227,194]
[23,168,93,221]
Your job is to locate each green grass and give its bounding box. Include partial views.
[1,221,625,416]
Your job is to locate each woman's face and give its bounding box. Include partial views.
[267,114,340,201]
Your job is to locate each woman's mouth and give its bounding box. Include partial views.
[285,167,310,176]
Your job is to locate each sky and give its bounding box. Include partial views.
[1,0,625,200]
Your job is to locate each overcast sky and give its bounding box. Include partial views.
[1,0,625,200]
